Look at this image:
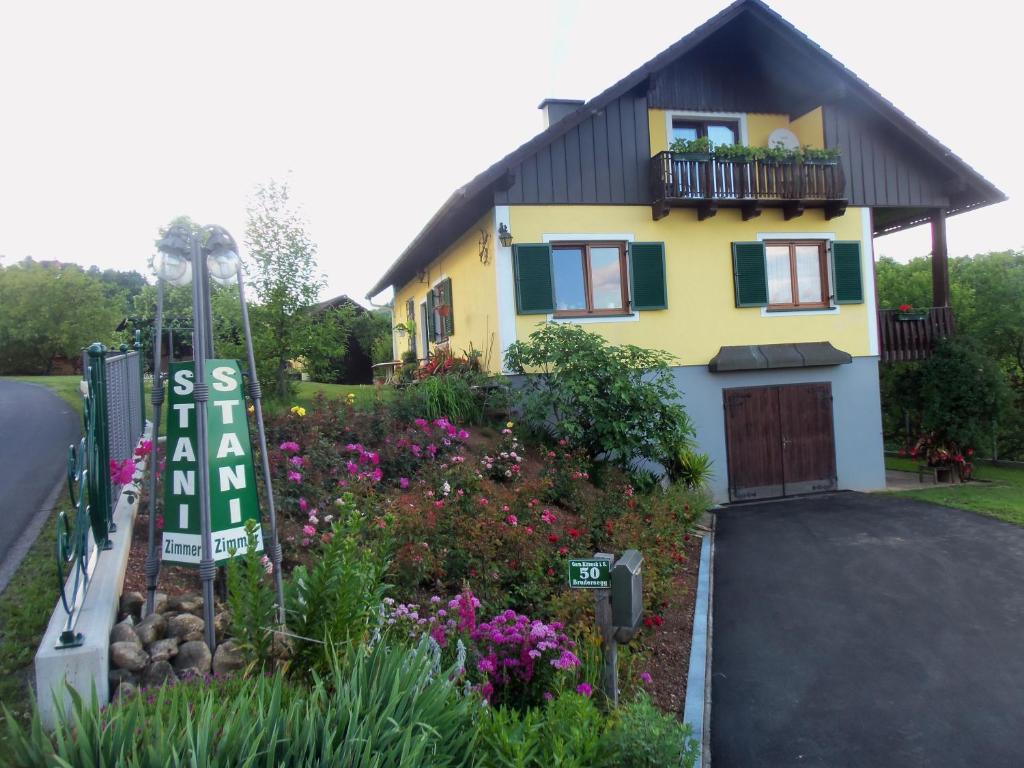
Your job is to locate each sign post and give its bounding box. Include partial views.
[163,359,263,565]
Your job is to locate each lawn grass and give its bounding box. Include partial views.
[885,455,1024,526]
[0,489,69,727]
[275,381,394,414]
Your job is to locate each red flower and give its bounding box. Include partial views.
[548,534,560,543]
[899,303,912,312]
[568,528,581,538]
[558,546,569,555]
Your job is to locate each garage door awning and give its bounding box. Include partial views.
[708,342,853,373]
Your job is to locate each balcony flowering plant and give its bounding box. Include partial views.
[905,432,975,480]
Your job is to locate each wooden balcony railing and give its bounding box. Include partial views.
[650,151,847,221]
[878,306,956,363]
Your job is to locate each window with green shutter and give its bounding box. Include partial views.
[731,241,768,307]
[513,244,555,314]
[426,278,454,342]
[425,286,437,342]
[628,242,667,310]
[831,241,863,303]
[440,277,454,336]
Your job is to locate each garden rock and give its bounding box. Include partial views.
[147,637,180,663]
[109,668,139,691]
[110,620,140,646]
[168,593,203,615]
[167,613,204,640]
[119,591,145,618]
[212,639,246,677]
[214,610,232,643]
[143,660,178,687]
[135,612,166,645]
[183,630,205,642]
[152,592,168,614]
[110,641,149,672]
[173,640,212,675]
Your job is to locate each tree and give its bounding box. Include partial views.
[0,261,121,373]
[243,180,351,400]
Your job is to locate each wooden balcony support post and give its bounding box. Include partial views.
[931,208,950,308]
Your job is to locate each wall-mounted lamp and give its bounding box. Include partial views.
[497,223,514,248]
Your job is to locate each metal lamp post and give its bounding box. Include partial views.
[147,223,287,650]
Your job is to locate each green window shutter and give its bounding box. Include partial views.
[628,242,667,310]
[731,241,768,307]
[832,241,863,304]
[406,298,416,355]
[442,277,454,336]
[513,244,554,314]
[425,287,436,342]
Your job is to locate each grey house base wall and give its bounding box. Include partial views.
[673,356,886,505]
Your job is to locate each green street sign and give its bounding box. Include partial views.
[162,359,263,565]
[568,558,611,589]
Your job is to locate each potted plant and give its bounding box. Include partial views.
[800,146,841,165]
[713,143,762,163]
[669,135,712,162]
[761,141,799,165]
[393,319,416,337]
[436,304,451,318]
[896,303,929,321]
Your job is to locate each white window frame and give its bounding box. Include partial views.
[541,232,640,324]
[756,231,839,317]
[665,111,749,147]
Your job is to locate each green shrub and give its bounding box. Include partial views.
[5,638,477,767]
[390,375,485,424]
[604,693,700,768]
[284,492,390,676]
[504,324,695,471]
[224,518,277,665]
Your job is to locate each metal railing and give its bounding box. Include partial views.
[55,337,147,648]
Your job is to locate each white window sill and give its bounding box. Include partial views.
[760,306,839,317]
[548,313,640,325]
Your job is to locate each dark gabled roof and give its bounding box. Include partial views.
[367,0,1005,298]
[314,294,368,314]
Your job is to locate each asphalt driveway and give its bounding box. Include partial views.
[711,492,1024,768]
[0,380,80,591]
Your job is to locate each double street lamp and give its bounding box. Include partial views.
[147,223,285,651]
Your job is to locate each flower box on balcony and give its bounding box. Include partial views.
[896,311,929,321]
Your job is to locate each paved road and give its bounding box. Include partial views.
[712,492,1024,768]
[0,380,80,587]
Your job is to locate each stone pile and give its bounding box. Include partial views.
[109,591,245,699]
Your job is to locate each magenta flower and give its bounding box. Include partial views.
[289,455,304,467]
[302,524,316,536]
[506,515,518,527]
[640,671,653,685]
[399,477,410,489]
[576,682,594,697]
[279,441,300,453]
[299,497,309,512]
[371,467,383,483]
[287,470,302,483]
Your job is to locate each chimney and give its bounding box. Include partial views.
[538,98,585,129]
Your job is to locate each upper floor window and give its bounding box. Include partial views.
[765,240,830,309]
[671,118,738,147]
[552,242,629,316]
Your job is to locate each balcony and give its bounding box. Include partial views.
[878,306,956,363]
[650,151,847,222]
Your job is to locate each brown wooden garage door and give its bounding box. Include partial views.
[724,382,837,501]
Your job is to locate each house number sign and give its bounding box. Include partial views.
[568,558,611,589]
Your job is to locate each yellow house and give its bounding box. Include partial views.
[368,0,1004,504]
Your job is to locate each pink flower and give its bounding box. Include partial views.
[287,470,302,483]
[301,537,311,547]
[371,467,383,483]
[576,682,593,697]
[134,440,153,458]
[457,429,470,440]
[506,515,518,526]
[302,524,316,536]
[399,477,410,489]
[640,672,653,685]
[289,455,304,467]
[279,441,300,453]
[299,497,309,512]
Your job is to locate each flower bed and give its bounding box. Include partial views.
[108,391,705,764]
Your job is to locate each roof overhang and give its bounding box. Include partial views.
[708,341,852,373]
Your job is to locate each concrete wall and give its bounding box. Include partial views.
[675,356,886,504]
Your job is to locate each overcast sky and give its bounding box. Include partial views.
[1,0,1019,305]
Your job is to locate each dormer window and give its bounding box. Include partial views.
[671,118,738,147]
